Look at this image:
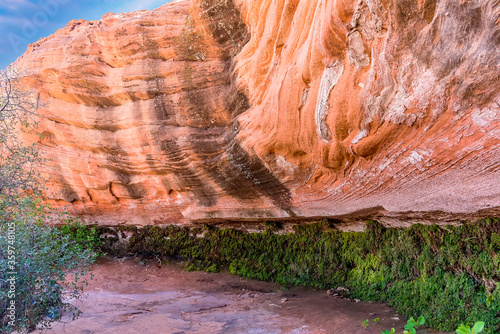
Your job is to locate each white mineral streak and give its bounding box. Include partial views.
[315,61,344,142]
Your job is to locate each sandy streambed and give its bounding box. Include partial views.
[36,257,446,334]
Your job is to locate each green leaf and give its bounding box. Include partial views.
[404,318,417,330]
[472,322,485,333]
[417,316,425,326]
[456,325,472,334]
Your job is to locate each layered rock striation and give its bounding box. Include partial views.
[15,0,500,226]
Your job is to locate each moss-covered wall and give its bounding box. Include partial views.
[93,218,500,333]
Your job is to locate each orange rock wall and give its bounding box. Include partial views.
[15,0,500,226]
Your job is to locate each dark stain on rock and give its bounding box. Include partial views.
[159,139,216,207]
[113,182,148,199]
[198,0,251,118]
[226,141,293,212]
[185,84,217,127]
[105,154,133,184]
[115,170,132,185]
[422,0,437,25]
[153,94,172,121]
[38,130,57,147]
[199,0,249,58]
[180,57,250,127]
[225,82,250,119]
[144,153,173,176]
[190,125,293,213]
[57,175,80,203]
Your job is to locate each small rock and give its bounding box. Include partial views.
[391,317,400,320]
[336,286,349,293]
[369,313,375,316]
[354,299,360,303]
[326,289,334,295]
[281,298,288,303]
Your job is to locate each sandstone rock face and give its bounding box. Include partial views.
[15,0,500,226]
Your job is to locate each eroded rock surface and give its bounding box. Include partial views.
[15,0,500,226]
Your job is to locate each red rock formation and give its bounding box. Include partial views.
[14,0,500,226]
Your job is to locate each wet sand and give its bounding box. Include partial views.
[37,257,447,334]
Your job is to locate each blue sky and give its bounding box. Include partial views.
[0,0,172,69]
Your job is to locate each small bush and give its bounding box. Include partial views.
[0,199,99,333]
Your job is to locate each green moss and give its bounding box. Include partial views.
[92,218,500,333]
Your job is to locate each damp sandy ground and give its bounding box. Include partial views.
[37,257,448,334]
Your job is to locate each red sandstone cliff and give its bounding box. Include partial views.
[14,0,500,226]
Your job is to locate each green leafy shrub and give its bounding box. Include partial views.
[58,217,102,253]
[0,199,99,333]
